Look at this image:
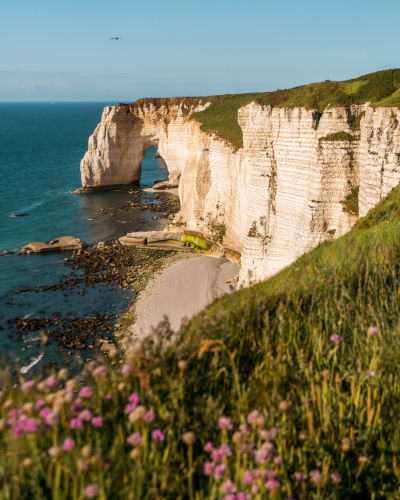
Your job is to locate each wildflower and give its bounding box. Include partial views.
[368,326,379,336]
[251,485,259,494]
[368,371,375,377]
[214,464,226,480]
[330,334,343,346]
[45,411,61,428]
[23,418,40,433]
[106,394,112,401]
[71,398,83,414]
[358,456,368,464]
[341,438,351,452]
[322,369,331,381]
[84,360,97,373]
[92,366,106,377]
[79,459,89,471]
[204,462,215,475]
[222,480,237,494]
[0,419,6,432]
[66,379,76,389]
[261,441,275,452]
[295,472,308,482]
[48,446,62,459]
[204,442,214,453]
[310,470,323,486]
[178,360,188,371]
[279,400,291,413]
[128,392,140,405]
[182,431,196,445]
[219,417,234,430]
[267,427,280,440]
[254,449,270,464]
[79,410,93,422]
[81,445,92,458]
[118,383,126,392]
[247,410,260,424]
[45,376,58,389]
[256,414,266,428]
[70,418,84,430]
[265,478,280,490]
[58,368,69,380]
[62,438,75,451]
[84,484,99,498]
[126,432,142,446]
[4,400,14,411]
[130,448,141,459]
[121,364,132,375]
[152,429,165,441]
[331,473,342,484]
[91,417,103,427]
[298,433,309,442]
[144,410,155,423]
[237,493,251,500]
[261,469,276,481]
[22,402,35,415]
[241,442,255,456]
[125,403,137,414]
[128,406,146,424]
[274,456,282,465]
[9,409,21,418]
[37,382,46,392]
[242,471,254,484]
[239,424,251,436]
[232,431,243,444]
[222,495,236,500]
[21,458,33,468]
[35,400,46,409]
[79,386,93,399]
[211,448,224,463]
[20,380,34,393]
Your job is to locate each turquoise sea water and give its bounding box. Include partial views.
[0,102,169,373]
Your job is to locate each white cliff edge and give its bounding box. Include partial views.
[80,100,400,286]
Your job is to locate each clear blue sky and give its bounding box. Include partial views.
[1,0,400,102]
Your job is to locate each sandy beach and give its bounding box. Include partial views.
[130,254,239,338]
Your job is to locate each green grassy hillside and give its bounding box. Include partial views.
[191,68,400,148]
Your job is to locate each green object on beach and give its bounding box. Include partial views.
[182,233,208,250]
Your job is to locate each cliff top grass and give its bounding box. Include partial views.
[4,185,400,499]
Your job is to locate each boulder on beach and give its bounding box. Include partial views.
[153,180,179,190]
[22,236,86,254]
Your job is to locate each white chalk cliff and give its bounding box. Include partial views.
[80,99,400,285]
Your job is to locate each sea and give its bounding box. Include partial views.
[0,102,170,374]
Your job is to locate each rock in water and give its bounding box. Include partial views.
[22,236,86,254]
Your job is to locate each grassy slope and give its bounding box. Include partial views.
[190,68,400,148]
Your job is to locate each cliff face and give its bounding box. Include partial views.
[80,99,400,285]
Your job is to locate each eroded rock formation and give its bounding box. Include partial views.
[80,99,400,285]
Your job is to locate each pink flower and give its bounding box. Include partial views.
[71,398,83,414]
[310,470,323,485]
[239,424,251,436]
[265,478,280,490]
[295,472,307,482]
[213,464,226,480]
[127,432,142,446]
[222,496,236,500]
[128,392,140,405]
[92,366,106,377]
[219,443,232,457]
[254,449,270,464]
[368,371,375,377]
[45,411,61,428]
[222,480,237,494]
[106,394,112,401]
[70,418,83,430]
[39,408,52,419]
[62,438,75,451]
[368,326,379,336]
[219,417,233,430]
[242,471,254,484]
[152,429,165,441]
[45,376,58,389]
[79,386,93,398]
[211,448,224,463]
[23,418,40,433]
[65,387,74,394]
[121,364,132,375]
[204,461,215,475]
[20,380,34,393]
[247,410,260,424]
[331,473,342,484]
[84,484,99,498]
[261,469,276,481]
[80,459,89,471]
[91,417,103,427]
[9,409,21,418]
[330,334,343,346]
[144,410,155,422]
[79,410,93,422]
[13,426,23,438]
[273,456,282,465]
[237,493,251,500]
[36,400,46,409]
[204,441,214,453]
[251,485,259,494]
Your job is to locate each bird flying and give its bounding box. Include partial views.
[110,37,122,40]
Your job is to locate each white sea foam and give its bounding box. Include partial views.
[20,353,44,374]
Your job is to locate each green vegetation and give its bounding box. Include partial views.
[318,131,356,143]
[349,111,366,131]
[340,186,359,216]
[189,69,400,148]
[5,187,400,498]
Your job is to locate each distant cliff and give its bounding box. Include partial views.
[80,70,400,285]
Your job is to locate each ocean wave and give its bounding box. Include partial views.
[20,353,44,374]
